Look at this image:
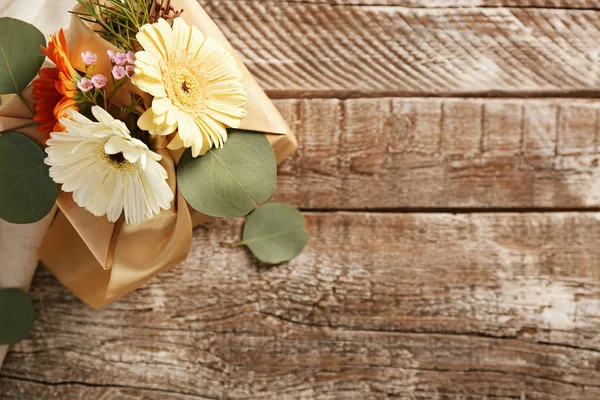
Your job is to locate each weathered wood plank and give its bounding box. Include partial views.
[272,98,600,209]
[206,0,600,9]
[0,380,206,400]
[1,212,599,399]
[200,2,600,96]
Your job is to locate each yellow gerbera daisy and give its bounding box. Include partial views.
[132,18,248,157]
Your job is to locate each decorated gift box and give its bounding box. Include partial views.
[0,0,308,320]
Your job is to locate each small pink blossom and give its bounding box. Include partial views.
[81,51,97,66]
[91,74,108,88]
[113,52,128,66]
[125,65,135,78]
[107,50,135,66]
[126,51,136,64]
[112,65,127,80]
[77,77,94,92]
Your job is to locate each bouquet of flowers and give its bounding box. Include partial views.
[0,0,307,312]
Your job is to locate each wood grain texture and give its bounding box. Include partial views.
[212,0,600,8]
[1,212,599,399]
[200,1,600,97]
[272,98,600,209]
[3,1,600,398]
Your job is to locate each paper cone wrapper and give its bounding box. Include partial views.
[0,0,297,309]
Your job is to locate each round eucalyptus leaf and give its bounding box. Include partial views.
[241,203,308,264]
[0,132,58,224]
[178,131,277,218]
[0,17,46,95]
[0,289,35,345]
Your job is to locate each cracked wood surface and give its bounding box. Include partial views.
[202,1,600,97]
[272,98,600,209]
[1,213,600,399]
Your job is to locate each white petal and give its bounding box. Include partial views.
[104,136,126,155]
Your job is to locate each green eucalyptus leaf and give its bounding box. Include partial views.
[0,132,57,224]
[178,131,277,218]
[0,17,46,95]
[240,203,308,264]
[0,289,35,345]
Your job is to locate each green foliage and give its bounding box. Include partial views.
[0,289,35,345]
[178,131,277,218]
[0,133,57,224]
[0,17,45,95]
[238,203,308,264]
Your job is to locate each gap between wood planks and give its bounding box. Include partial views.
[298,207,600,213]
[214,1,600,11]
[267,90,600,100]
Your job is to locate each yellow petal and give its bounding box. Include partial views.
[166,107,180,126]
[187,28,206,59]
[138,108,155,131]
[172,18,190,52]
[197,115,227,148]
[137,25,167,61]
[156,19,174,56]
[152,97,172,115]
[135,51,159,66]
[167,133,185,150]
[178,113,202,149]
[140,64,162,81]
[155,122,177,136]
[153,110,167,125]
[131,75,166,97]
[207,100,247,120]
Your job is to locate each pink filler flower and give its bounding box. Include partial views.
[126,51,136,64]
[91,74,107,89]
[112,65,127,80]
[81,51,97,65]
[77,77,94,92]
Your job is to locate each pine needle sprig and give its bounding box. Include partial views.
[71,0,182,52]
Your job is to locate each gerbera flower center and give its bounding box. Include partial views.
[109,152,126,164]
[181,81,190,93]
[98,145,135,172]
[163,61,207,114]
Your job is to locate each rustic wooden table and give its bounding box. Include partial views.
[2,0,600,398]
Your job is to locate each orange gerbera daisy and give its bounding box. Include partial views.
[32,29,81,138]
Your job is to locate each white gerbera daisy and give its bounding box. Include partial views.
[132,18,248,157]
[45,106,174,225]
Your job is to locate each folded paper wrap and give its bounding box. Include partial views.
[0,0,297,309]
